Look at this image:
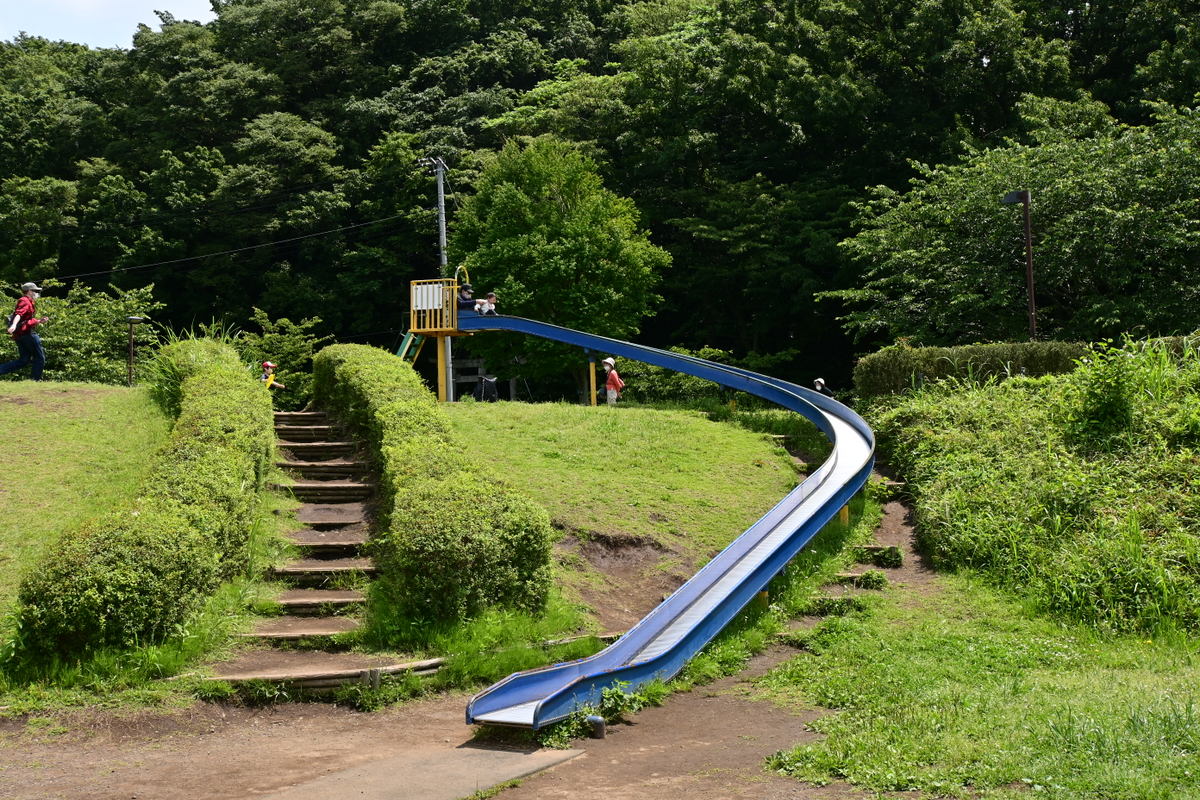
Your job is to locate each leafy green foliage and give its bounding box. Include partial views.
[834,105,1200,346]
[0,282,162,385]
[371,473,554,625]
[11,339,273,661]
[853,339,1088,399]
[235,307,332,410]
[449,136,667,389]
[872,337,1200,632]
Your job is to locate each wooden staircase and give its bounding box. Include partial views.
[207,410,403,688]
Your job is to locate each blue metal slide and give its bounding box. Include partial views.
[457,314,875,729]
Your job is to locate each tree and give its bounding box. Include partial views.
[830,102,1200,345]
[449,136,667,393]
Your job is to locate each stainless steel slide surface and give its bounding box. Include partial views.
[457,314,875,729]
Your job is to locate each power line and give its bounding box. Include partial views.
[52,214,408,281]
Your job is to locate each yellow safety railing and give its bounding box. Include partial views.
[410,278,458,334]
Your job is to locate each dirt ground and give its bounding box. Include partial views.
[0,497,925,800]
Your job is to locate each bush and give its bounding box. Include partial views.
[145,336,245,417]
[312,344,554,637]
[615,346,733,404]
[371,473,553,624]
[854,339,1087,399]
[13,339,274,658]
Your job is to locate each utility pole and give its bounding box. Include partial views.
[421,155,454,398]
[433,156,448,271]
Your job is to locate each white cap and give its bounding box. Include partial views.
[814,378,825,385]
[602,357,615,367]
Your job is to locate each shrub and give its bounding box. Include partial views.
[13,339,274,658]
[312,344,554,636]
[854,339,1087,399]
[145,336,245,417]
[371,473,553,624]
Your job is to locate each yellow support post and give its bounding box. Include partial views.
[839,504,850,526]
[435,335,448,402]
[589,358,597,406]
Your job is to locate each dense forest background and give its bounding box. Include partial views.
[1,0,1197,385]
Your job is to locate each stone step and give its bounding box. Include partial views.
[286,527,369,556]
[277,441,358,460]
[240,615,361,641]
[276,459,368,480]
[273,481,374,502]
[274,424,341,442]
[275,588,367,615]
[295,502,369,528]
[274,411,329,424]
[271,557,377,586]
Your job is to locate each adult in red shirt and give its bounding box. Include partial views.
[602,357,625,405]
[1,282,48,381]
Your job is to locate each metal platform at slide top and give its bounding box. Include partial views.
[456,313,875,730]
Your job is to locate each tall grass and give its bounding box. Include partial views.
[872,337,1200,633]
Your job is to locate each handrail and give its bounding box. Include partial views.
[410,278,458,334]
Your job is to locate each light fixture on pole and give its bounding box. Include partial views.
[1001,189,1037,339]
[126,316,147,386]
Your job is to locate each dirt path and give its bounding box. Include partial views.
[0,500,925,800]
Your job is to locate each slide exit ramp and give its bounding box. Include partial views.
[458,314,874,730]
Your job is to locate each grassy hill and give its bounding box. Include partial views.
[444,401,811,631]
[0,383,169,617]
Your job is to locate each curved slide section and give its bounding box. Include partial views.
[458,314,874,729]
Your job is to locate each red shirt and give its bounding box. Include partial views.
[10,296,36,339]
[606,369,624,392]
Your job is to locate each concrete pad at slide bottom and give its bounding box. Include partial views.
[262,744,582,800]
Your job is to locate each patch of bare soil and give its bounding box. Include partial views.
[0,693,475,800]
[558,530,692,632]
[492,646,867,800]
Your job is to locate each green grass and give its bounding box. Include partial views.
[445,401,802,553]
[0,382,169,616]
[758,575,1200,799]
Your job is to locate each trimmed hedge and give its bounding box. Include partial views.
[312,344,553,635]
[854,340,1087,399]
[16,340,274,657]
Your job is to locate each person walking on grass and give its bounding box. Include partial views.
[0,282,49,381]
[602,357,625,405]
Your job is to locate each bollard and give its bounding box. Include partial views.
[586,714,606,739]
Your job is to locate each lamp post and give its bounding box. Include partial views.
[1001,189,1037,339]
[126,316,147,386]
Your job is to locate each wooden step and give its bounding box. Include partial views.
[274,424,341,442]
[277,441,358,460]
[271,557,377,586]
[240,615,361,640]
[206,651,442,686]
[276,588,366,615]
[286,527,368,556]
[295,502,369,528]
[274,411,329,424]
[276,459,368,480]
[272,481,374,502]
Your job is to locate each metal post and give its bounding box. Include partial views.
[435,335,447,402]
[1001,189,1037,339]
[125,316,146,387]
[1021,195,1037,339]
